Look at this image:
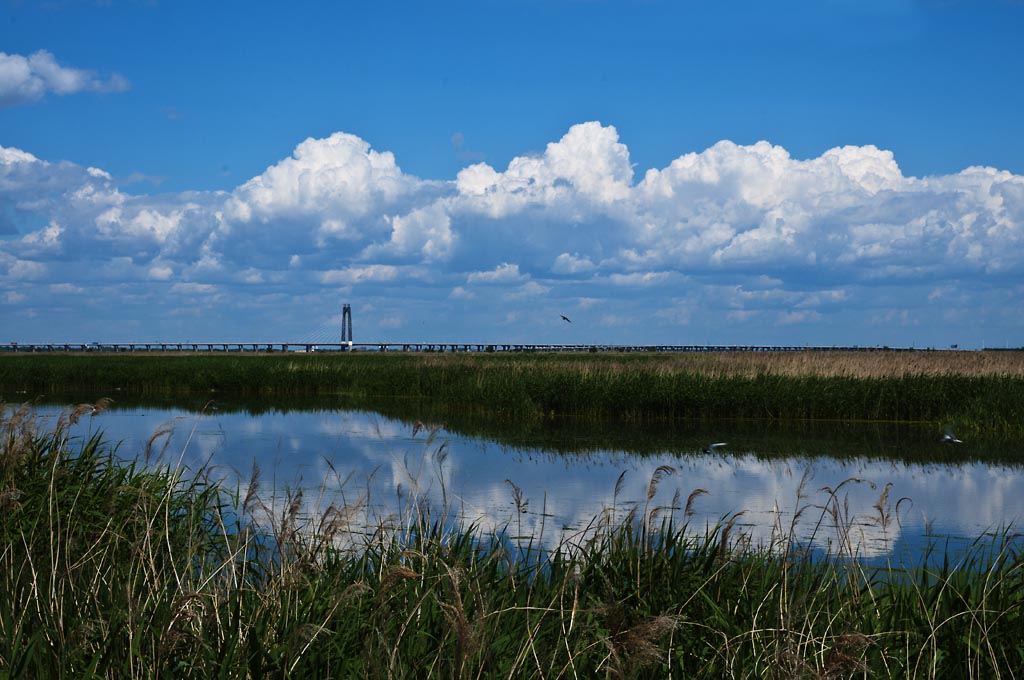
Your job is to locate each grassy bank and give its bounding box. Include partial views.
[3,404,1024,678]
[2,351,1024,433]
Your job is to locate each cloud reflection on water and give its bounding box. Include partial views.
[45,406,1024,561]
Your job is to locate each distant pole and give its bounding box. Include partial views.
[341,304,353,344]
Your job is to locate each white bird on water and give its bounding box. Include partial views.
[703,442,728,454]
[941,429,963,444]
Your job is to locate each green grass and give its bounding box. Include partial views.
[2,352,1024,434]
[3,403,1024,677]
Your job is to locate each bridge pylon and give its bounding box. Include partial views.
[341,304,353,344]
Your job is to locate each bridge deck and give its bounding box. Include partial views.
[0,342,929,354]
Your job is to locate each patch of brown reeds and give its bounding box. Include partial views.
[417,349,1024,379]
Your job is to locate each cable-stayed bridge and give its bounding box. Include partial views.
[0,342,929,354]
[0,304,945,353]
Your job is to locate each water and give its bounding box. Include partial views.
[36,402,1024,564]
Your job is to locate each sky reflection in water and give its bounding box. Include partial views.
[44,406,1024,563]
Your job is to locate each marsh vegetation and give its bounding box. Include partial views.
[2,350,1023,434]
[3,352,1024,675]
[3,402,1024,677]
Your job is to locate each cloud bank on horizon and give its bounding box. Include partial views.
[2,122,1022,346]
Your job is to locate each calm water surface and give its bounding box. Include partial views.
[39,403,1024,563]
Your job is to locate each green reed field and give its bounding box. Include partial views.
[2,351,1023,433]
[2,402,1023,678]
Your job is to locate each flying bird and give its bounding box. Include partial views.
[703,442,728,454]
[560,315,572,323]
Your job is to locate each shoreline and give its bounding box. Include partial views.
[2,352,1023,434]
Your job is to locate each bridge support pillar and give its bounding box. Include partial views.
[341,304,353,347]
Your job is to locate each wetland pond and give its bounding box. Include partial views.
[36,398,1024,566]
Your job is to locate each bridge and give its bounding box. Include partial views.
[0,305,946,354]
[0,342,922,354]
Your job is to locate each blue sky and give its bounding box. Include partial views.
[2,0,1023,347]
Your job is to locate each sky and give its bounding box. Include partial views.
[1,0,1023,348]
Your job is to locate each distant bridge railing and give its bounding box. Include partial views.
[0,342,928,354]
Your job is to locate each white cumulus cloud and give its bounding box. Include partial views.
[226,133,416,223]
[0,50,128,108]
[552,252,596,274]
[467,263,527,285]
[456,121,633,215]
[320,264,402,285]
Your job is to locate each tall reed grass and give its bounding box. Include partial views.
[2,403,1023,677]
[3,351,1023,433]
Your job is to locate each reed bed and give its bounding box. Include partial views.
[3,352,1023,433]
[418,349,1024,379]
[2,403,1023,678]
